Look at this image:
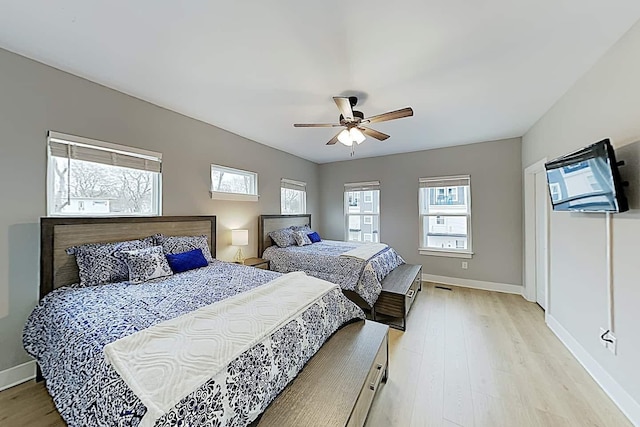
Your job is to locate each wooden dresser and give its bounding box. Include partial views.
[257,320,389,427]
[374,264,422,330]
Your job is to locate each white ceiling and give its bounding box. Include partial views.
[1,1,639,163]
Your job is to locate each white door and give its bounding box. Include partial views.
[534,171,548,309]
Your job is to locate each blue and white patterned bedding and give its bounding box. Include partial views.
[262,240,405,307]
[23,260,364,427]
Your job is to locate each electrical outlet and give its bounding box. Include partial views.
[461,261,468,269]
[599,328,608,348]
[599,328,618,355]
[608,332,617,355]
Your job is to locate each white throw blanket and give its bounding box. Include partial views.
[103,271,338,427]
[340,243,388,261]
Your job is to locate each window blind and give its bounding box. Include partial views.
[344,181,380,192]
[281,178,306,192]
[48,131,162,173]
[419,175,469,188]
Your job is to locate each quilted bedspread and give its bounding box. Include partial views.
[23,261,364,427]
[262,240,405,307]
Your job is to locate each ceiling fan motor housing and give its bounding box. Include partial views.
[340,110,364,122]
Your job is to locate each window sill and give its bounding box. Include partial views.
[210,191,259,202]
[418,248,473,259]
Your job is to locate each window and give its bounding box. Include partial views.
[345,181,380,243]
[47,131,162,216]
[281,178,307,214]
[419,175,472,258]
[210,164,258,201]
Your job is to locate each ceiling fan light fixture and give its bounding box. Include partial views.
[337,129,353,146]
[350,128,366,144]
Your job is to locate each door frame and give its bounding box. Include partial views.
[523,158,550,314]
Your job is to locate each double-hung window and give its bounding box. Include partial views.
[344,181,380,243]
[47,131,162,216]
[281,178,307,214]
[210,165,259,201]
[419,175,472,258]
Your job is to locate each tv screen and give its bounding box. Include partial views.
[545,139,628,213]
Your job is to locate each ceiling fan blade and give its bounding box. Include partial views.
[363,107,413,124]
[333,97,354,121]
[326,131,343,145]
[293,123,343,127]
[360,127,390,141]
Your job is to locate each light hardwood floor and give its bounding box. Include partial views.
[0,283,631,426]
[366,283,631,427]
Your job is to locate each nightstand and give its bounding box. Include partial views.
[240,257,270,270]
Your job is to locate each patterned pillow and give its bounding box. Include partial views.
[291,225,312,233]
[155,234,214,263]
[116,246,173,284]
[293,230,312,246]
[269,228,296,248]
[66,237,155,287]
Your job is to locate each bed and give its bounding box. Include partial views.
[24,216,366,427]
[258,215,405,309]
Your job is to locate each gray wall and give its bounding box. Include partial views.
[319,138,523,286]
[0,48,319,371]
[523,19,640,408]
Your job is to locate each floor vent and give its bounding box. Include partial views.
[434,286,453,291]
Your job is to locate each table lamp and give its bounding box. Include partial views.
[231,229,249,264]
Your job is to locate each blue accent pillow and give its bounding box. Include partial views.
[165,248,209,273]
[307,231,322,243]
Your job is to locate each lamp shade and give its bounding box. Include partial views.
[350,128,366,144]
[337,129,353,146]
[231,229,249,246]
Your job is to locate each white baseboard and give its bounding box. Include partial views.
[0,360,36,392]
[422,273,523,295]
[547,315,640,426]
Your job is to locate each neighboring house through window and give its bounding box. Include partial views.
[419,175,472,258]
[344,181,380,243]
[280,178,307,214]
[210,164,259,201]
[47,131,162,216]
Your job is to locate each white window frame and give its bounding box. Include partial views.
[363,215,373,225]
[280,178,307,214]
[46,131,162,217]
[344,181,380,243]
[210,164,259,202]
[418,175,473,258]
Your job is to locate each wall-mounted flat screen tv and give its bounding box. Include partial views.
[545,139,628,213]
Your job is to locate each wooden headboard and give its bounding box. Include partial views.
[258,214,311,257]
[40,216,217,298]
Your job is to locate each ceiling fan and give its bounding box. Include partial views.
[293,96,414,147]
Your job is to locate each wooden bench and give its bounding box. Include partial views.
[256,320,389,427]
[374,264,422,331]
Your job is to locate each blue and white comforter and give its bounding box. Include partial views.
[262,240,405,307]
[23,261,364,427]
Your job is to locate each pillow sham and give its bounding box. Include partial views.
[116,246,173,284]
[165,249,209,273]
[66,237,155,287]
[268,228,296,248]
[308,231,322,243]
[293,230,312,246]
[155,234,214,263]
